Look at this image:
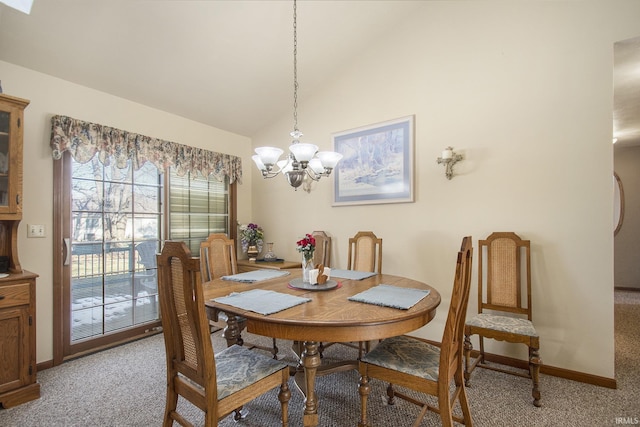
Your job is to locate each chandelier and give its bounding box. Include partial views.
[252,0,343,192]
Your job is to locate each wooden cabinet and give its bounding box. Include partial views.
[0,94,39,407]
[0,273,39,408]
[0,94,27,217]
[0,94,29,273]
[237,259,301,273]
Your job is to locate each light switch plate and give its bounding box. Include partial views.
[27,224,46,238]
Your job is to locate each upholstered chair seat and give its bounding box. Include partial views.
[465,313,538,337]
[361,335,441,381]
[215,345,290,400]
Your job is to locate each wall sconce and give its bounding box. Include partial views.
[437,146,463,180]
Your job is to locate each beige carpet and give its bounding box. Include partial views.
[0,290,638,426]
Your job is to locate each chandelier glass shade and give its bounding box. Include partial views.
[252,0,342,191]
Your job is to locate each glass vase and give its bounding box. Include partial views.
[263,242,277,262]
[302,254,314,283]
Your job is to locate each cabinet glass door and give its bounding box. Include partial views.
[0,111,9,207]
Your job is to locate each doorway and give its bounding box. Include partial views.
[613,35,640,290]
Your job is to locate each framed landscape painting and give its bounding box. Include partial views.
[332,116,414,206]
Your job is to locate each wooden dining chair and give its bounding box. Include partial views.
[321,231,383,358]
[311,230,331,268]
[347,231,382,274]
[463,232,541,407]
[157,241,290,427]
[200,233,279,359]
[200,233,238,282]
[358,236,474,427]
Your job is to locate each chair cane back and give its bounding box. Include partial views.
[347,231,382,274]
[200,233,279,359]
[200,233,238,282]
[157,241,290,427]
[463,231,541,407]
[358,237,474,427]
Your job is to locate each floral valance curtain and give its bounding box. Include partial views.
[50,115,243,183]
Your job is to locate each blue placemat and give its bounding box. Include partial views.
[221,269,290,283]
[213,289,311,315]
[348,284,430,309]
[330,269,377,280]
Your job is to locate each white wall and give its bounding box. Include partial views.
[614,145,640,288]
[250,1,640,379]
[0,60,254,363]
[3,0,638,380]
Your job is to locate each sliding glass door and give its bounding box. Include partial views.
[56,153,163,358]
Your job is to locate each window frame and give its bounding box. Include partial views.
[165,168,237,254]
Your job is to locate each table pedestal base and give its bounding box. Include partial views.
[289,341,359,427]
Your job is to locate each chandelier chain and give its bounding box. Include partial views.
[292,0,298,133]
[252,0,342,192]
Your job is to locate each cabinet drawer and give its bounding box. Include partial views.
[0,283,30,308]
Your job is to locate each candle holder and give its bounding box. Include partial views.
[437,146,464,180]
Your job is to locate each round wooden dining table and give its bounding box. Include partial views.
[203,269,441,427]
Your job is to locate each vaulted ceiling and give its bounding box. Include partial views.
[1,1,638,146]
[0,0,423,137]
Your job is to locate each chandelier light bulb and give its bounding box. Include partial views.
[308,158,325,174]
[316,151,343,169]
[289,142,318,163]
[255,146,284,167]
[251,155,266,171]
